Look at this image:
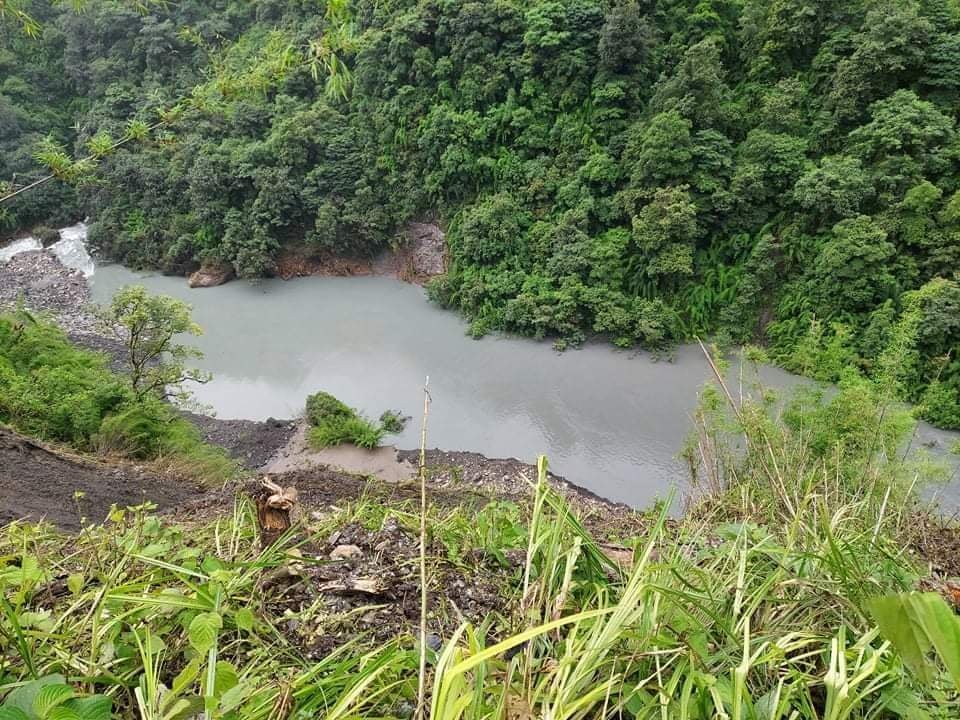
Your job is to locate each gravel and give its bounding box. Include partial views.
[0,249,99,334]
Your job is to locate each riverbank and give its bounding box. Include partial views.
[268,221,448,285]
[5,366,960,719]
[0,243,640,525]
[5,240,960,720]
[0,426,205,531]
[6,236,960,511]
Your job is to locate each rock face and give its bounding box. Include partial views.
[188,261,234,288]
[402,222,447,278]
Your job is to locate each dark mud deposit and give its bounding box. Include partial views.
[398,448,648,537]
[0,428,204,531]
[183,412,297,470]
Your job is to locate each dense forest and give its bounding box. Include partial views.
[1,0,959,427]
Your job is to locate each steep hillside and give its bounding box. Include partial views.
[1,0,959,425]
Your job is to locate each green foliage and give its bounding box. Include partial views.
[784,319,857,382]
[308,415,384,450]
[436,501,527,567]
[97,285,209,403]
[0,675,110,720]
[29,225,58,245]
[378,410,407,434]
[95,399,236,483]
[0,310,234,481]
[305,390,353,427]
[919,380,960,429]
[629,185,700,287]
[452,194,528,266]
[305,390,385,449]
[811,215,897,317]
[0,311,128,445]
[3,373,960,718]
[3,0,960,422]
[870,593,960,688]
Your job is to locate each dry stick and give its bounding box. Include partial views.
[416,376,432,720]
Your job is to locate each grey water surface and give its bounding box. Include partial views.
[89,265,960,509]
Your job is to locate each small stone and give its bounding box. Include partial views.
[426,633,442,651]
[329,544,363,561]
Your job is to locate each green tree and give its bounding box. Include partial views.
[629,186,701,289]
[811,216,896,317]
[454,193,528,265]
[98,286,209,402]
[650,39,732,130]
[792,155,874,224]
[848,90,956,197]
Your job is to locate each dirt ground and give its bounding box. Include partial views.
[183,412,297,470]
[398,448,651,538]
[272,221,446,285]
[263,422,415,481]
[0,427,204,531]
[168,470,523,657]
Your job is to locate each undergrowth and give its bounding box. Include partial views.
[2,361,959,717]
[0,310,236,484]
[305,390,400,450]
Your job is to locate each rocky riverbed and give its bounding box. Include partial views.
[0,249,97,332]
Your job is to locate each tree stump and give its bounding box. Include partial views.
[254,477,298,549]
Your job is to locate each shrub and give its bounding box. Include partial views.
[31,225,61,246]
[918,379,960,430]
[0,312,235,482]
[0,313,129,445]
[96,399,236,482]
[309,416,385,449]
[305,391,354,427]
[305,390,391,449]
[378,410,407,434]
[96,401,170,459]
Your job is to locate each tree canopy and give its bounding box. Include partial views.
[1,0,959,426]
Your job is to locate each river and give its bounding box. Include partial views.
[87,265,959,510]
[3,225,958,508]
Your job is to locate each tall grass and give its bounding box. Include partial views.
[2,359,958,718]
[421,365,955,718]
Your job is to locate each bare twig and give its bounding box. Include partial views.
[416,376,432,720]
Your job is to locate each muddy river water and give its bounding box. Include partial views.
[7,223,955,508]
[84,263,959,509]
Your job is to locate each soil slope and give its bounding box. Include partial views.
[0,427,204,531]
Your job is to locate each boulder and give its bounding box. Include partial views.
[188,261,234,288]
